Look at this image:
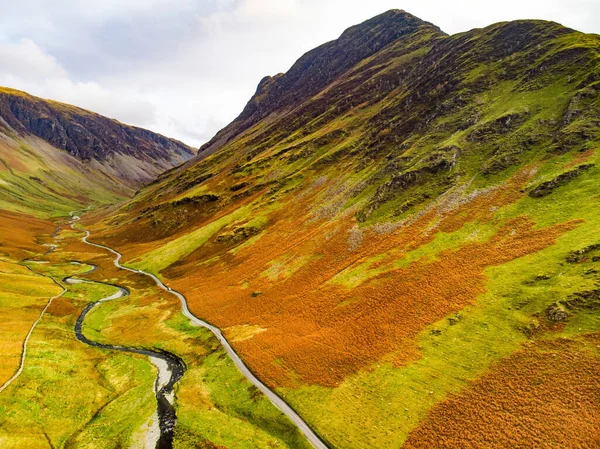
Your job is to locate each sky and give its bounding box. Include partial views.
[1,0,598,148]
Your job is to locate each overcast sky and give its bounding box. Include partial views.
[1,0,598,148]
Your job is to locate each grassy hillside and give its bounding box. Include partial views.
[89,10,600,448]
[0,86,195,218]
[0,133,127,217]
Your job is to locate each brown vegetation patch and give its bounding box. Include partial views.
[59,235,156,292]
[565,148,595,169]
[156,170,579,387]
[403,336,600,449]
[47,296,76,317]
[0,210,55,259]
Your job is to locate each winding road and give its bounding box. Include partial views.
[72,216,329,449]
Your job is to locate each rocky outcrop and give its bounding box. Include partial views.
[529,164,595,198]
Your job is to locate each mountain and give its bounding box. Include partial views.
[89,10,600,448]
[0,87,195,216]
[199,10,443,157]
[10,9,600,449]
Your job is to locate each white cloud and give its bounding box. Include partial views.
[48,80,157,125]
[0,1,597,148]
[0,39,156,126]
[0,39,66,81]
[236,0,298,20]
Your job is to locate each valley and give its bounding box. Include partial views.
[0,7,599,449]
[1,213,313,448]
[77,212,325,448]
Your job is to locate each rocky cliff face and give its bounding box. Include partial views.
[0,88,195,188]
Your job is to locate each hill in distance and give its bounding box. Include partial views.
[0,86,195,217]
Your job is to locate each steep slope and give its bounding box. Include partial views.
[0,133,126,217]
[0,87,195,191]
[199,9,444,157]
[89,10,600,449]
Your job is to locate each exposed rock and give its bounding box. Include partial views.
[565,243,600,263]
[564,289,600,311]
[215,226,262,244]
[546,305,569,322]
[230,182,248,192]
[546,289,600,325]
[176,173,214,193]
[141,194,219,215]
[467,112,529,142]
[529,164,595,198]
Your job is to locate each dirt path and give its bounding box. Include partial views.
[0,272,65,395]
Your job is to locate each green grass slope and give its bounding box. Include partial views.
[0,131,127,217]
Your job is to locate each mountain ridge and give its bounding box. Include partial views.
[198,9,444,158]
[0,86,195,189]
[0,9,597,449]
[0,86,196,217]
[166,16,600,228]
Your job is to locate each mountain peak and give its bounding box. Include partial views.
[339,9,440,40]
[199,10,443,157]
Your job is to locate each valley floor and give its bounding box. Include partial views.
[0,211,312,449]
[3,150,600,449]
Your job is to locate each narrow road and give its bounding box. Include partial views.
[66,263,185,449]
[73,218,329,449]
[0,274,65,394]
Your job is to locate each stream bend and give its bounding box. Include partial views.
[67,263,185,449]
[72,217,329,449]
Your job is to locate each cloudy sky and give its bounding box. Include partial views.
[1,0,598,148]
